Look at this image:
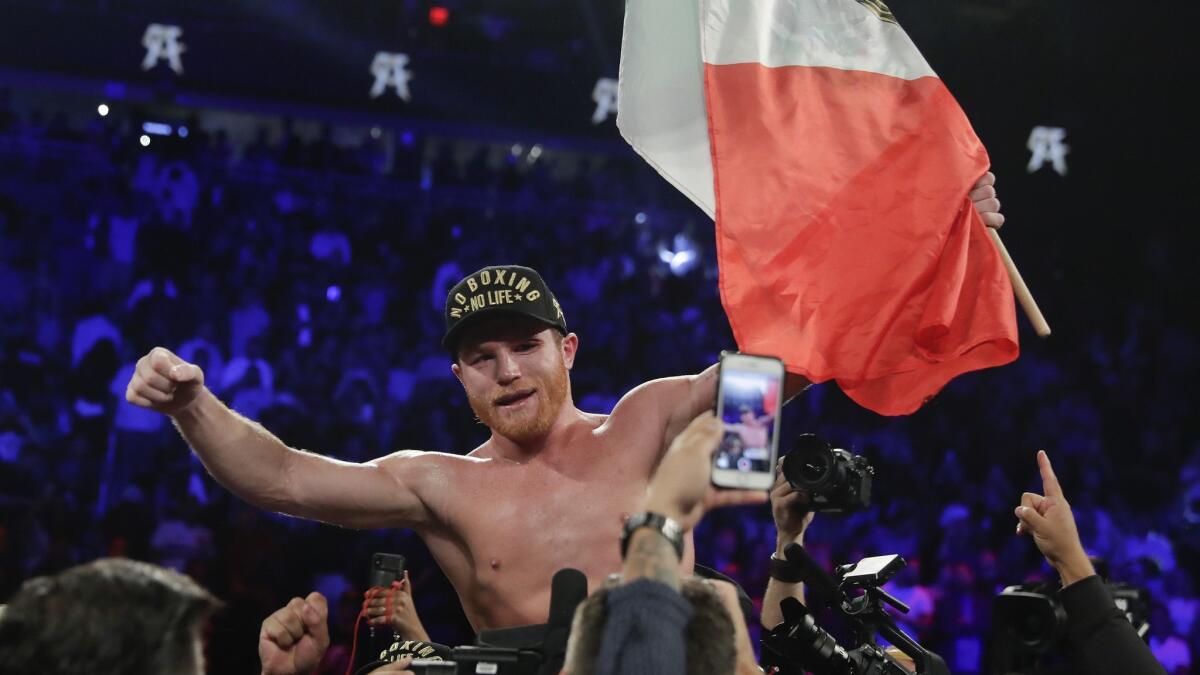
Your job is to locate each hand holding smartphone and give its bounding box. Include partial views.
[712,352,785,491]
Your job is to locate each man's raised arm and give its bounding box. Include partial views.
[652,364,810,456]
[126,347,431,530]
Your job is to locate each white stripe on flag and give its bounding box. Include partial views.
[701,0,936,79]
[617,0,716,218]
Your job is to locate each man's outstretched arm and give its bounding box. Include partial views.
[127,347,431,530]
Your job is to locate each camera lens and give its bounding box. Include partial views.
[784,434,837,490]
[800,453,830,483]
[1016,612,1048,645]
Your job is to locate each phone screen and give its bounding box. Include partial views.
[715,364,782,475]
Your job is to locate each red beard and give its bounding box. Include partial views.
[467,361,570,444]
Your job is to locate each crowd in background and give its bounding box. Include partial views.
[0,92,1197,673]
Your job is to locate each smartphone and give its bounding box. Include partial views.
[369,552,407,589]
[712,351,785,491]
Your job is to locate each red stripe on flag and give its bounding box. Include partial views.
[704,62,1018,415]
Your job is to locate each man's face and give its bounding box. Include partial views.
[452,317,577,444]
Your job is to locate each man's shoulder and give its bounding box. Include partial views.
[374,448,491,474]
[607,368,714,425]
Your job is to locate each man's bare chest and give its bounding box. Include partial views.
[441,448,653,559]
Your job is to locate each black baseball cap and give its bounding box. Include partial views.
[442,265,567,352]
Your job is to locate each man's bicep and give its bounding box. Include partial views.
[285,449,433,530]
[661,364,719,446]
[617,364,718,459]
[605,365,718,465]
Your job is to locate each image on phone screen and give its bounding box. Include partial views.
[715,369,780,474]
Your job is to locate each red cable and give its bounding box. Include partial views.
[344,587,380,675]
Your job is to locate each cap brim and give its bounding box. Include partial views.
[442,308,566,352]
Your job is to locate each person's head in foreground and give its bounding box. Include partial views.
[0,557,221,675]
[561,576,737,675]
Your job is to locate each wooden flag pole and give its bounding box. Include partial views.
[988,229,1051,337]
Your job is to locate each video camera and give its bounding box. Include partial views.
[762,544,950,675]
[781,434,874,513]
[989,570,1150,674]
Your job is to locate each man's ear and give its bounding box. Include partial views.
[451,361,463,383]
[561,333,579,370]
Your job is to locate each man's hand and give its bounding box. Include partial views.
[125,347,206,416]
[364,571,431,643]
[1015,450,1095,586]
[970,171,1005,229]
[645,412,767,532]
[770,458,814,554]
[259,592,330,675]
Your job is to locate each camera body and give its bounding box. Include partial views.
[990,578,1150,673]
[781,434,873,513]
[404,647,543,674]
[368,646,542,675]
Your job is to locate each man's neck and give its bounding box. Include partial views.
[488,404,587,462]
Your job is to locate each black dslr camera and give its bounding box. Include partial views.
[781,434,873,513]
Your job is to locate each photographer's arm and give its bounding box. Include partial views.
[129,348,432,530]
[761,463,814,629]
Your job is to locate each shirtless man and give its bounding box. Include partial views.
[129,265,728,631]
[126,176,1006,631]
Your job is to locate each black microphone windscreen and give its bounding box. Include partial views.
[546,568,588,627]
[783,543,839,597]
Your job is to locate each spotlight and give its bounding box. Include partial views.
[97,103,110,117]
[139,135,151,147]
[429,6,450,27]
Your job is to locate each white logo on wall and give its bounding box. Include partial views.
[1027,126,1069,176]
[369,52,413,101]
[141,24,186,75]
[591,77,618,125]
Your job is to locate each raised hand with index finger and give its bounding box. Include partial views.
[1014,450,1096,586]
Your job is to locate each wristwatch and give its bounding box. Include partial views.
[769,552,805,583]
[620,512,685,561]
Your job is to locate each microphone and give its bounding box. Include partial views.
[540,568,588,675]
[546,568,588,628]
[783,543,839,601]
